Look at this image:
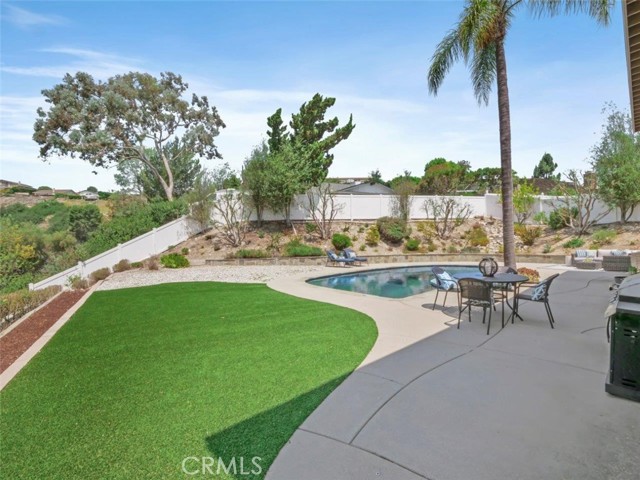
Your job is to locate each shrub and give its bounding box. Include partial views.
[304,222,317,235]
[447,245,459,253]
[542,244,552,254]
[517,267,540,283]
[359,245,367,251]
[532,211,548,225]
[563,238,585,249]
[68,275,89,290]
[68,204,102,242]
[113,259,131,272]
[516,225,542,246]
[0,285,62,328]
[81,200,187,258]
[466,225,489,247]
[376,216,410,244]
[0,200,67,225]
[235,249,271,259]
[181,247,190,255]
[257,230,265,239]
[331,233,352,250]
[90,268,111,282]
[160,253,190,268]
[365,225,380,246]
[267,233,282,254]
[404,238,420,251]
[284,239,323,257]
[416,221,436,240]
[549,207,578,230]
[461,246,481,253]
[590,229,616,247]
[131,261,143,268]
[145,256,160,270]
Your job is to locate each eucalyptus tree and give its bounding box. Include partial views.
[427,0,611,267]
[34,71,225,201]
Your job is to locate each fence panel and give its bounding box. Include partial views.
[30,217,200,291]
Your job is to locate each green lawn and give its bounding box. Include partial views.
[0,282,377,479]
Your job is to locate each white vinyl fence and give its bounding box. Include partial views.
[30,216,201,291]
[249,192,640,224]
[30,192,638,291]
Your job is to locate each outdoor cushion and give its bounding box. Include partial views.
[435,271,458,290]
[430,278,458,291]
[575,250,587,258]
[345,250,357,259]
[530,283,547,301]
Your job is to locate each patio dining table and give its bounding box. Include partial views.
[453,272,529,329]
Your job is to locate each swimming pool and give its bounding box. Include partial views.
[307,265,479,299]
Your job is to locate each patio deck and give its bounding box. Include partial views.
[267,266,639,480]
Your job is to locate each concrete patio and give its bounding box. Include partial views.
[266,265,639,480]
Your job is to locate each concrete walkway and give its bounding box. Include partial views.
[266,264,639,480]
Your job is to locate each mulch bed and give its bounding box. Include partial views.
[0,290,87,374]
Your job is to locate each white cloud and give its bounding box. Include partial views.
[2,5,67,28]
[1,48,142,79]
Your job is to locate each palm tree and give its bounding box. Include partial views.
[427,0,611,268]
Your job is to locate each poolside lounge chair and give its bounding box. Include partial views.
[458,278,495,335]
[513,273,559,329]
[429,267,459,310]
[326,250,355,267]
[342,248,368,266]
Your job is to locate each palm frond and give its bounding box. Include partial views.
[427,29,463,95]
[471,41,497,105]
[526,0,613,26]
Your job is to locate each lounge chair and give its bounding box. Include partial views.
[326,250,355,267]
[429,267,459,310]
[342,248,368,266]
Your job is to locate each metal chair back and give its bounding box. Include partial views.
[458,278,492,303]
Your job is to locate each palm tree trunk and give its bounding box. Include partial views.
[495,39,516,269]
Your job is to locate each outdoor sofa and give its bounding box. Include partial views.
[571,249,636,271]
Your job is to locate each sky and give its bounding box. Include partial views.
[0,0,629,192]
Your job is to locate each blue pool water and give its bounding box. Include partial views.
[307,265,479,299]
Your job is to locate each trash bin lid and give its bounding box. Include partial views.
[618,274,640,305]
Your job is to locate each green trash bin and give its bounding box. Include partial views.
[606,274,640,402]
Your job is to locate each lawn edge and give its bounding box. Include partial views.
[0,282,102,391]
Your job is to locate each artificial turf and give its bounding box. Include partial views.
[0,282,377,479]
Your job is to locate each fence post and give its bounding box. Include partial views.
[77,261,85,279]
[28,282,34,291]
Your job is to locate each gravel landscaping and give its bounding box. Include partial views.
[97,265,326,291]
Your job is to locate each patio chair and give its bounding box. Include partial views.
[457,278,495,335]
[342,248,368,266]
[326,250,355,267]
[513,273,560,328]
[429,267,459,310]
[492,266,517,305]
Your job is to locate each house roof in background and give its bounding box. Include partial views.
[0,179,33,189]
[337,182,395,195]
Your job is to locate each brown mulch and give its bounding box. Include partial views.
[0,290,87,374]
